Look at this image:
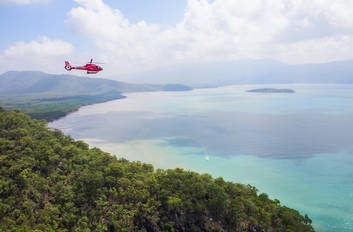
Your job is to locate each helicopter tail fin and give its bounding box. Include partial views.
[65,61,72,71]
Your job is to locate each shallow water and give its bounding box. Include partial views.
[49,84,353,232]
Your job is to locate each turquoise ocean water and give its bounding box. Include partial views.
[49,84,353,232]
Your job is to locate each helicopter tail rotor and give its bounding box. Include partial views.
[64,61,72,71]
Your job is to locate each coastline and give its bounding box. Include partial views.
[48,84,353,232]
[45,88,196,122]
[41,95,128,122]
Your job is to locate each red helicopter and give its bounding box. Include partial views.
[64,59,103,74]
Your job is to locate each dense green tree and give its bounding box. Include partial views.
[0,108,315,231]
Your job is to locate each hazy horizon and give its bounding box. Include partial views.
[2,58,353,87]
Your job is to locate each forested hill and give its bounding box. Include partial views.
[0,108,314,232]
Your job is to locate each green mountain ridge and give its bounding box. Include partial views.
[0,108,314,231]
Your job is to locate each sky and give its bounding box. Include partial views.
[2,0,353,78]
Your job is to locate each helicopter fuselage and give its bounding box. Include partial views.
[65,61,103,74]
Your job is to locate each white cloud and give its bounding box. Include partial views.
[4,36,73,57]
[0,36,74,74]
[0,0,50,4]
[65,0,353,75]
[279,35,353,64]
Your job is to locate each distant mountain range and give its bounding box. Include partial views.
[117,59,353,86]
[0,71,192,121]
[0,71,162,99]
